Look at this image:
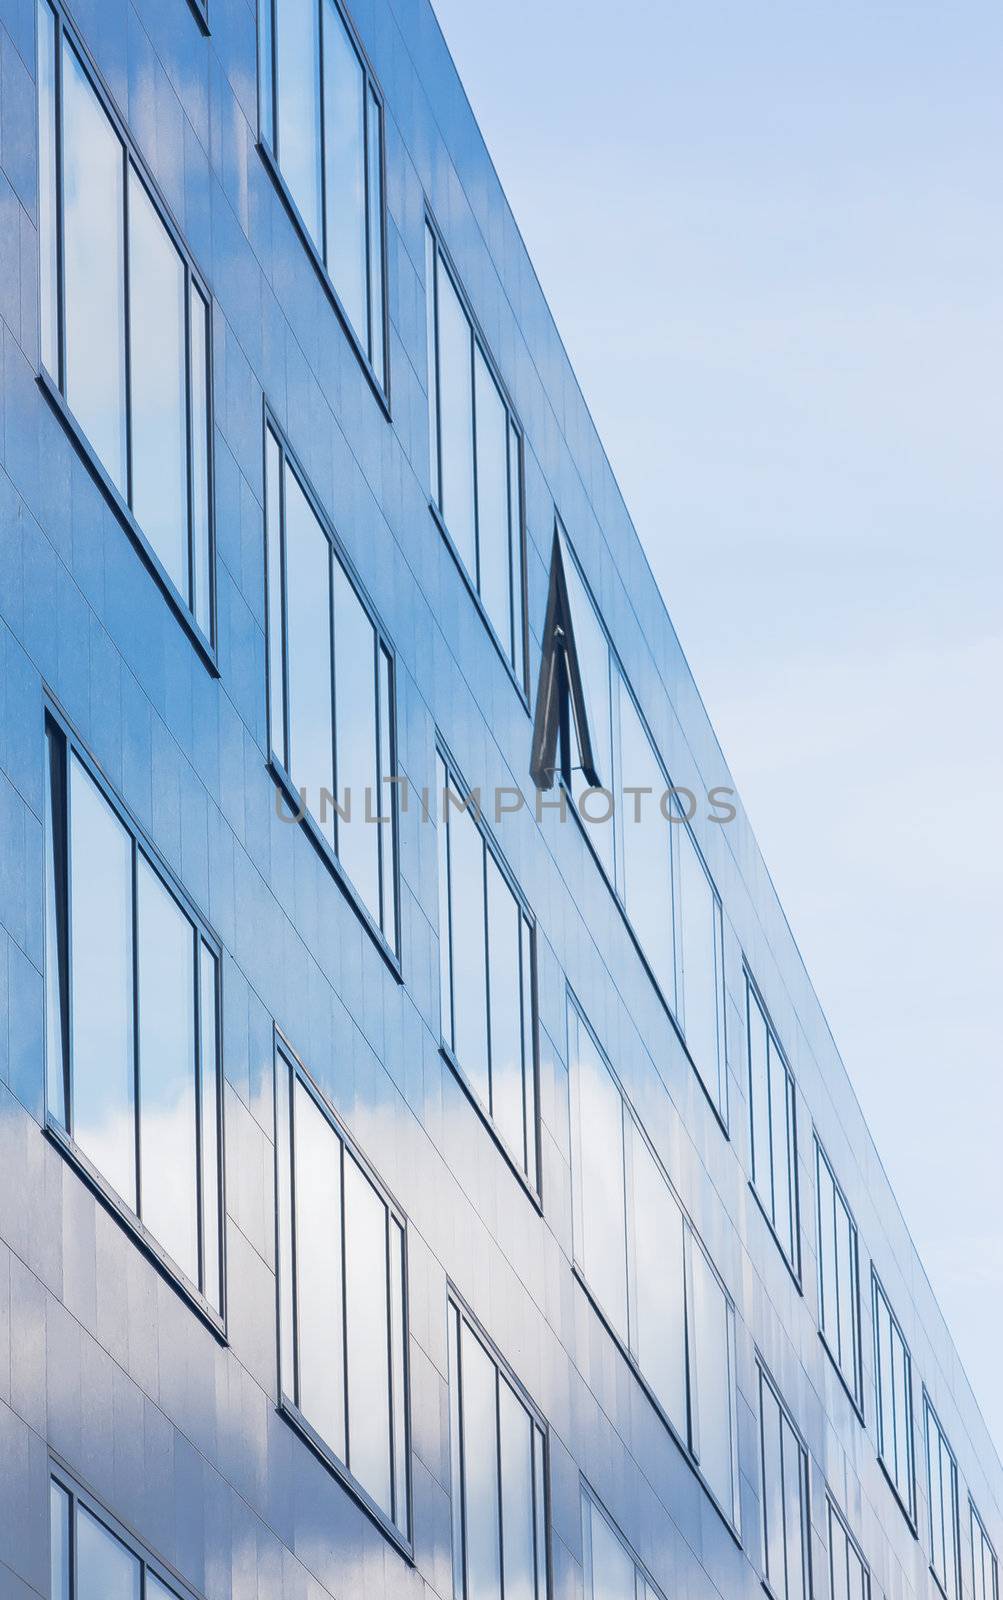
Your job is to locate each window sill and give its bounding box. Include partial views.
[44,1119,227,1342]
[817,1328,865,1424]
[571,1263,743,1549]
[269,756,403,984]
[876,1455,918,1537]
[257,142,390,421]
[428,499,530,712]
[277,1397,413,1564]
[747,1180,803,1294]
[556,782,731,1139]
[438,1042,542,1213]
[37,370,219,677]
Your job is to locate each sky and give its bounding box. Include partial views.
[429,0,1003,1448]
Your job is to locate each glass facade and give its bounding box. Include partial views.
[873,1273,916,1522]
[758,1365,810,1600]
[747,971,800,1274]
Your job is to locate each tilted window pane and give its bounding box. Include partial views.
[199,942,221,1310]
[322,0,366,340]
[486,851,525,1162]
[586,1500,635,1600]
[275,0,322,243]
[128,168,188,596]
[333,559,380,922]
[690,1242,735,1518]
[69,756,136,1209]
[571,1009,628,1341]
[561,538,614,875]
[448,803,490,1105]
[461,1320,502,1600]
[632,1133,687,1436]
[292,1078,346,1455]
[137,857,198,1286]
[62,40,127,494]
[37,0,58,375]
[677,827,725,1111]
[283,463,335,843]
[190,284,212,635]
[366,87,385,378]
[50,1482,70,1600]
[437,265,477,575]
[344,1152,393,1517]
[499,1378,536,1600]
[618,683,674,1000]
[265,428,287,762]
[475,345,512,650]
[76,1507,141,1600]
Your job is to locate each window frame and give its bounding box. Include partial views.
[757,1359,813,1600]
[273,1028,413,1557]
[436,740,542,1201]
[36,0,218,668]
[424,209,530,699]
[826,1492,871,1600]
[924,1391,962,1599]
[262,402,402,975]
[745,966,802,1285]
[813,1134,864,1417]
[548,521,730,1132]
[42,699,227,1338]
[447,1286,551,1600]
[567,987,742,1539]
[185,0,210,33]
[49,1460,205,1600]
[581,1480,669,1600]
[970,1497,1000,1600]
[256,0,391,408]
[871,1269,917,1530]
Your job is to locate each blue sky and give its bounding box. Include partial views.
[430,0,1003,1444]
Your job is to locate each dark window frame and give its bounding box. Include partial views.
[447,1285,551,1600]
[813,1133,864,1417]
[543,519,731,1133]
[185,0,210,34]
[435,739,542,1201]
[424,208,530,700]
[924,1390,962,1600]
[36,0,218,668]
[262,401,402,976]
[581,1479,670,1600]
[745,965,802,1286]
[272,1027,413,1559]
[871,1268,918,1531]
[50,1459,204,1600]
[970,1497,1000,1600]
[757,1359,814,1600]
[42,698,227,1340]
[256,0,391,409]
[566,986,742,1541]
[826,1491,871,1600]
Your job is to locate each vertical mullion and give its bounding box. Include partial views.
[432,242,444,511]
[777,1407,790,1600]
[505,422,516,665]
[184,269,196,609]
[57,729,74,1133]
[288,1064,302,1407]
[481,837,493,1114]
[373,631,384,934]
[361,45,373,362]
[469,329,480,590]
[123,150,133,509]
[317,0,328,268]
[131,839,142,1219]
[328,545,339,856]
[193,926,205,1296]
[54,12,67,392]
[340,1138,351,1471]
[383,1203,396,1525]
[494,1367,505,1600]
[444,777,457,1052]
[278,450,292,773]
[830,1175,841,1367]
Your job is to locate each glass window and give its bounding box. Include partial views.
[758,1366,809,1600]
[583,1491,663,1600]
[971,1502,999,1600]
[925,1397,960,1597]
[275,1042,410,1539]
[448,1300,548,1600]
[675,823,727,1116]
[827,1497,869,1600]
[437,756,539,1187]
[37,6,214,637]
[746,973,800,1275]
[567,992,739,1528]
[815,1139,862,1407]
[44,716,224,1314]
[264,420,399,951]
[50,1475,188,1600]
[259,0,387,385]
[425,223,526,680]
[872,1274,915,1522]
[618,683,675,1003]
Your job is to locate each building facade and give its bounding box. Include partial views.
[0,0,998,1597]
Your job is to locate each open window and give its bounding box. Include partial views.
[530,526,600,792]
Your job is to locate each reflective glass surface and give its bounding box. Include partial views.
[437,265,476,574]
[284,463,334,844]
[293,1079,346,1455]
[276,0,322,242]
[571,1007,628,1340]
[344,1152,392,1517]
[333,559,380,923]
[322,1,366,338]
